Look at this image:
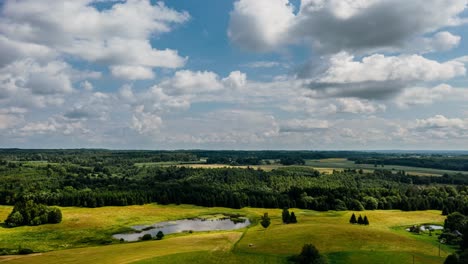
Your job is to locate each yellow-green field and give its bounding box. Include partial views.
[134,158,466,176]
[0,204,453,264]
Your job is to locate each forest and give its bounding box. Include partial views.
[0,149,467,215]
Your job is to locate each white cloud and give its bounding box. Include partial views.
[20,117,90,136]
[81,81,94,91]
[0,107,26,130]
[395,84,468,108]
[161,70,223,95]
[131,105,163,135]
[331,98,386,114]
[411,115,468,139]
[229,0,467,54]
[302,52,466,99]
[280,119,329,132]
[228,0,295,52]
[110,65,155,80]
[317,52,465,83]
[0,0,189,74]
[222,71,247,89]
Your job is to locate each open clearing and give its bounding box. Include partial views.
[0,205,452,264]
[305,158,468,176]
[133,158,467,176]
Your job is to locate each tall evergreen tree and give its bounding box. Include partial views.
[260,213,271,229]
[350,213,357,224]
[357,215,364,225]
[290,212,297,223]
[282,208,291,224]
[363,215,369,225]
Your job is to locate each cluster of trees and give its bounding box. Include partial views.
[0,150,468,216]
[349,213,369,225]
[282,208,297,224]
[5,200,62,227]
[443,212,468,264]
[140,231,164,241]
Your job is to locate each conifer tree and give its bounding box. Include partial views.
[260,213,271,229]
[282,208,290,224]
[363,215,369,225]
[350,213,357,224]
[290,212,297,223]
[357,215,364,225]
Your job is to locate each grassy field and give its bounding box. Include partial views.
[305,158,468,176]
[133,158,467,176]
[0,204,453,264]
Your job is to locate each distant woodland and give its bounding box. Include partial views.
[0,149,467,215]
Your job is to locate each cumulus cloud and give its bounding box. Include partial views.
[395,84,468,108]
[110,65,155,80]
[131,105,163,135]
[228,0,295,52]
[303,52,466,99]
[222,71,247,89]
[0,0,189,74]
[411,115,468,139]
[229,0,467,54]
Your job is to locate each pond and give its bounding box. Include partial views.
[113,217,251,242]
[406,224,443,232]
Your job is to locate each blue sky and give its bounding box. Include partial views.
[0,0,468,150]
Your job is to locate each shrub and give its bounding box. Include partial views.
[141,234,152,241]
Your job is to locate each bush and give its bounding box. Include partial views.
[156,231,164,240]
[290,244,327,264]
[18,248,34,255]
[141,234,152,241]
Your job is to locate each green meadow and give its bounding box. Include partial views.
[0,204,453,264]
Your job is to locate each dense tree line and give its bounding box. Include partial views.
[352,157,468,171]
[0,150,467,215]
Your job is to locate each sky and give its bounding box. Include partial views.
[0,0,468,150]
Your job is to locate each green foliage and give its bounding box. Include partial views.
[290,212,297,223]
[156,231,164,240]
[5,200,62,227]
[282,208,290,224]
[291,244,327,264]
[260,213,270,229]
[0,149,467,216]
[48,207,62,224]
[444,212,467,231]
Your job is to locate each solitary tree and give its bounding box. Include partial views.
[292,243,327,264]
[363,215,369,225]
[290,212,297,223]
[156,231,164,240]
[260,213,271,229]
[349,213,357,224]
